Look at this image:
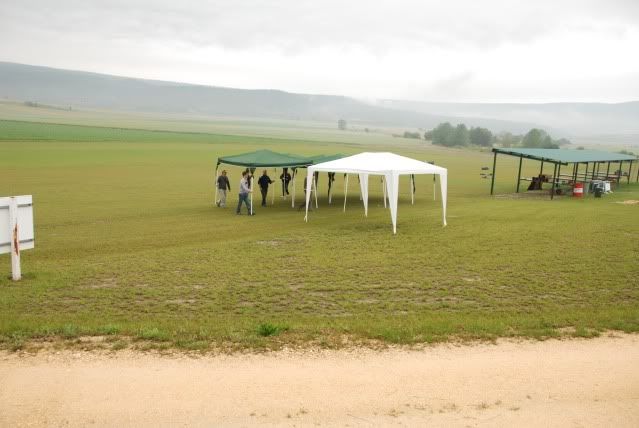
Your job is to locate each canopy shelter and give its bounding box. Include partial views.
[490,148,639,199]
[304,152,448,234]
[215,150,346,211]
[215,149,312,212]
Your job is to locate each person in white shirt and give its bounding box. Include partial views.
[236,170,254,215]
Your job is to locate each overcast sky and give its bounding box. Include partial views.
[1,0,638,103]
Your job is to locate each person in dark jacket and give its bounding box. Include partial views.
[280,168,292,196]
[257,170,274,206]
[215,170,231,207]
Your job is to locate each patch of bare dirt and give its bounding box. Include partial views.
[1,334,638,427]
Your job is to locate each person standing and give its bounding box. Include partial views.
[216,170,231,207]
[280,168,292,196]
[257,170,274,207]
[236,170,254,215]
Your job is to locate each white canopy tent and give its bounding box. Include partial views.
[304,152,447,234]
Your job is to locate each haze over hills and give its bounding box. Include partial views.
[1,61,637,139]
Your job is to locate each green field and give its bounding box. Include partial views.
[1,117,638,352]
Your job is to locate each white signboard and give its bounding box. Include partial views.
[1,195,34,280]
[0,195,34,254]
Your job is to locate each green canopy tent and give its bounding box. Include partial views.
[215,150,348,212]
[489,148,638,199]
[216,150,312,213]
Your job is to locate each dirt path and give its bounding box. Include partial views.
[1,334,638,427]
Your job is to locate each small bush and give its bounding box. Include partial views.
[137,327,169,341]
[257,322,288,337]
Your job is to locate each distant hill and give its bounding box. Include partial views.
[1,62,637,137]
[380,100,639,136]
[0,62,541,134]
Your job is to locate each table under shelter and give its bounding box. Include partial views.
[490,148,639,199]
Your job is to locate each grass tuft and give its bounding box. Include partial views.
[257,322,288,337]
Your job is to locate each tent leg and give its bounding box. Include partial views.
[516,156,523,193]
[410,175,415,205]
[313,174,318,208]
[250,175,254,215]
[551,163,558,200]
[214,165,219,205]
[433,174,437,201]
[292,169,296,208]
[382,176,387,208]
[272,168,276,205]
[490,152,497,195]
[343,174,349,212]
[627,160,633,184]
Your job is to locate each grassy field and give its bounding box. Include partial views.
[1,118,638,352]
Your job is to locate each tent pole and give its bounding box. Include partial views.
[574,163,579,183]
[292,168,296,208]
[410,174,415,205]
[551,163,558,200]
[343,174,349,212]
[584,163,589,186]
[540,160,544,176]
[433,174,436,201]
[382,176,387,208]
[617,161,623,188]
[313,173,318,208]
[516,156,523,193]
[328,176,333,205]
[606,162,611,180]
[272,168,276,205]
[490,152,497,195]
[250,175,254,215]
[627,160,633,184]
[213,164,219,205]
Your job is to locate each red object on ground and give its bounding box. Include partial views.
[573,182,584,197]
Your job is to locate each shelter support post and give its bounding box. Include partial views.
[410,175,415,205]
[627,160,633,184]
[540,160,544,176]
[584,163,589,185]
[272,168,276,205]
[359,173,369,217]
[385,172,400,234]
[574,163,579,183]
[304,169,313,222]
[592,162,597,180]
[292,169,296,208]
[343,174,349,212]
[618,161,623,187]
[606,162,611,178]
[551,163,558,200]
[250,175,254,215]
[433,174,436,201]
[213,164,219,205]
[557,164,562,192]
[313,173,318,208]
[490,152,497,195]
[382,176,387,208]
[516,156,523,193]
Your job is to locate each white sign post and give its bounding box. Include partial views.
[1,195,34,281]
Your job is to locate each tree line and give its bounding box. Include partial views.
[420,123,570,148]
